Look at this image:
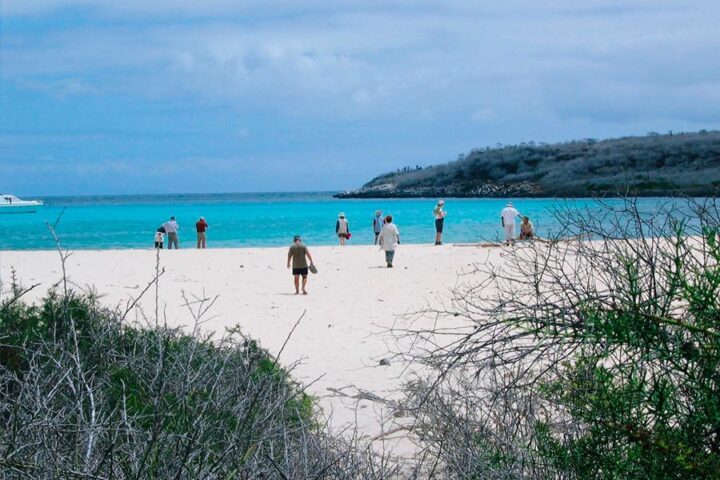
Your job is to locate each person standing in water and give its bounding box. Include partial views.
[163,216,180,249]
[501,202,521,245]
[336,212,350,246]
[433,200,446,245]
[372,210,384,245]
[196,217,208,249]
[287,235,314,295]
[378,215,400,268]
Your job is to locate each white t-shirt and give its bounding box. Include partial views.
[163,220,179,234]
[378,223,400,251]
[501,207,520,225]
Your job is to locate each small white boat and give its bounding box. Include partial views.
[0,194,44,214]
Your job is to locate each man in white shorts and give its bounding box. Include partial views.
[500,202,521,244]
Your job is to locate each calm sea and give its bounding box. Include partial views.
[0,192,691,250]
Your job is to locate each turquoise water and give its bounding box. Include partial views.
[0,192,688,250]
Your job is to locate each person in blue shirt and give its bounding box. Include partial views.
[372,210,384,245]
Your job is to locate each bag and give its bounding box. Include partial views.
[309,264,318,274]
[346,232,352,240]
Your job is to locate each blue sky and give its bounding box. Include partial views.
[1,0,719,195]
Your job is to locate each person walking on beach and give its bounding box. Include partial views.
[154,229,164,249]
[378,215,400,268]
[287,235,314,295]
[196,217,208,249]
[372,210,384,245]
[336,213,350,246]
[163,216,180,249]
[433,200,446,245]
[501,202,521,245]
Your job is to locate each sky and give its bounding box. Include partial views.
[1,0,719,196]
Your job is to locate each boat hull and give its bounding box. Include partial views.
[0,205,41,214]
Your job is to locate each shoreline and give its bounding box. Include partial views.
[0,241,498,253]
[333,191,716,199]
[2,197,698,252]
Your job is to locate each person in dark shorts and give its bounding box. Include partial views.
[336,212,350,246]
[154,229,164,249]
[287,235,315,295]
[433,200,446,245]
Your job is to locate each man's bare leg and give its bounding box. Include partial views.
[294,275,300,294]
[302,276,308,295]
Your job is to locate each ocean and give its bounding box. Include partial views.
[0,192,694,250]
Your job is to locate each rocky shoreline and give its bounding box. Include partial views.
[333,181,706,199]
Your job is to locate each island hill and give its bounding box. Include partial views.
[336,130,720,198]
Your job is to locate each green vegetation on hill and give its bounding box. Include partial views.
[337,130,720,198]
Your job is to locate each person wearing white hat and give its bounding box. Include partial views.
[336,212,350,246]
[433,200,447,245]
[500,202,521,245]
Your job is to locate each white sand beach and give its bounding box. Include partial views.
[0,244,501,455]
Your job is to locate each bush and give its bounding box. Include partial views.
[0,285,400,478]
[397,198,720,478]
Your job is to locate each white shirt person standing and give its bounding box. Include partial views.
[163,216,180,249]
[378,215,400,268]
[500,202,521,245]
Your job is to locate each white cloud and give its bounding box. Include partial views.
[2,0,720,159]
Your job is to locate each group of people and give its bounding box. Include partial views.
[152,200,534,294]
[154,216,208,249]
[336,210,399,265]
[500,202,534,245]
[287,213,401,294]
[433,199,533,245]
